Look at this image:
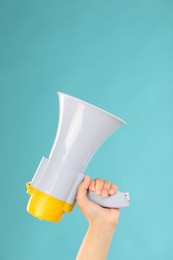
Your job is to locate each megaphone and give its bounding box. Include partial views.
[26,92,130,222]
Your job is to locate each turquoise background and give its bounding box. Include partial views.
[0,0,173,259]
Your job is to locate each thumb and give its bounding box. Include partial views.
[76,176,91,205]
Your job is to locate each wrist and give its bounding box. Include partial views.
[89,220,117,233]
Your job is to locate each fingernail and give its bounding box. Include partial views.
[96,190,101,195]
[91,184,95,191]
[110,189,114,195]
[102,190,108,197]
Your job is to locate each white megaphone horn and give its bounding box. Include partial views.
[26,92,130,222]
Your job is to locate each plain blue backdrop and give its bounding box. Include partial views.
[0,0,173,259]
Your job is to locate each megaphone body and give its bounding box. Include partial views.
[26,92,130,222]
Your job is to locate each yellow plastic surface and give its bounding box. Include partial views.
[26,183,74,222]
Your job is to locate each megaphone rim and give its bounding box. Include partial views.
[57,92,127,125]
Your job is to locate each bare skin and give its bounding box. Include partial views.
[76,176,120,260]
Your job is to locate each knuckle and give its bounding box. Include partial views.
[104,180,111,187]
[94,177,102,182]
[96,178,104,185]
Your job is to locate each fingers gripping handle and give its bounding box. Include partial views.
[66,174,130,208]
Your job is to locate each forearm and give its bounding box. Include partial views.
[76,223,115,260]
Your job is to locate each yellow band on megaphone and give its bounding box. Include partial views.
[26,183,73,222]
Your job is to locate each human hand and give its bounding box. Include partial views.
[76,176,120,229]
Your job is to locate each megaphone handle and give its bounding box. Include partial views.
[66,173,130,208]
[87,190,130,208]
